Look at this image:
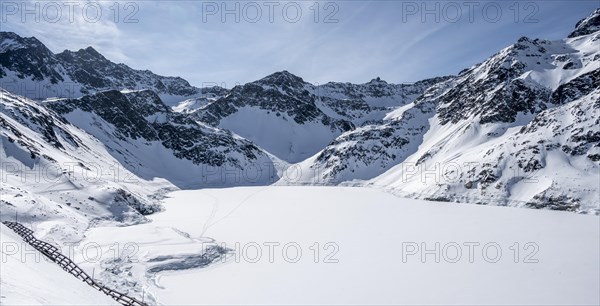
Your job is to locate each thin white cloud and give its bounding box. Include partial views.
[4,0,127,62]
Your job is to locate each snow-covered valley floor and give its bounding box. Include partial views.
[63,186,600,305]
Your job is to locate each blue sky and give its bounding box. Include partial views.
[1,1,598,86]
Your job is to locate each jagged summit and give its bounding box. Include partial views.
[57,46,109,63]
[367,77,387,84]
[76,46,104,58]
[569,8,600,38]
[255,70,306,88]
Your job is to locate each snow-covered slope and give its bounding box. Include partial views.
[0,224,119,305]
[297,10,600,213]
[0,88,166,243]
[296,79,454,183]
[0,32,201,105]
[374,86,599,212]
[0,88,277,245]
[171,86,229,114]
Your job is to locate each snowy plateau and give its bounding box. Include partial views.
[0,8,599,306]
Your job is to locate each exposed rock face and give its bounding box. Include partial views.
[550,69,599,104]
[569,8,600,38]
[437,37,554,125]
[196,71,351,128]
[0,32,62,82]
[48,89,271,170]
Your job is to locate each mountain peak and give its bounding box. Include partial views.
[256,70,305,87]
[367,77,387,84]
[267,70,302,79]
[0,31,22,41]
[0,31,45,51]
[84,46,99,53]
[56,45,105,59]
[569,8,600,38]
[77,46,106,59]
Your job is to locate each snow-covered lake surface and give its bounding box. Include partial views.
[68,186,600,305]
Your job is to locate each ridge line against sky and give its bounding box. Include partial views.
[1,0,599,87]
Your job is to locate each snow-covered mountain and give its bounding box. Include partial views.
[0,32,202,104]
[193,71,448,162]
[193,71,353,163]
[374,83,599,211]
[299,9,600,213]
[297,79,454,183]
[0,87,278,244]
